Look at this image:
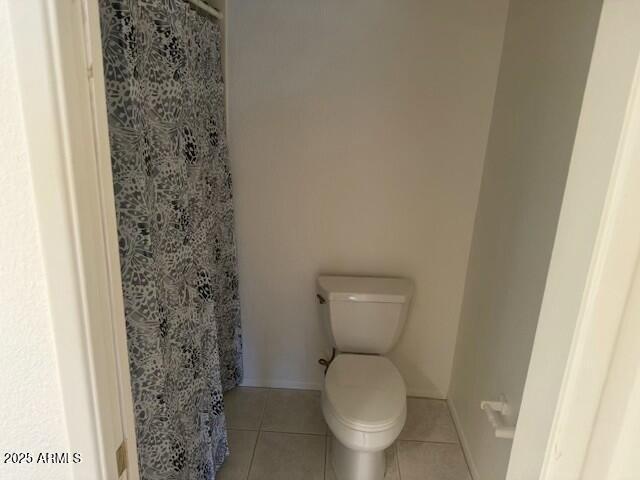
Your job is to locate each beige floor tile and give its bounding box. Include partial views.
[324,436,399,480]
[397,441,471,480]
[248,431,325,480]
[261,388,327,435]
[399,398,458,443]
[217,429,258,480]
[224,387,269,430]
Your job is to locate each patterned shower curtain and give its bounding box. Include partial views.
[99,1,242,478]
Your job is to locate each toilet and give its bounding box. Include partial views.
[317,275,413,480]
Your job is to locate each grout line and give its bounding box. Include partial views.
[394,442,402,480]
[257,388,269,431]
[258,430,327,439]
[260,428,326,437]
[227,427,260,432]
[245,429,260,480]
[397,438,460,445]
[245,387,270,480]
[230,426,327,437]
[323,434,327,479]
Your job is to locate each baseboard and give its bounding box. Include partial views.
[406,387,446,399]
[240,378,323,391]
[241,377,444,399]
[447,398,480,480]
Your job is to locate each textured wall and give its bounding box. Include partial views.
[447,0,603,478]
[227,0,509,397]
[0,1,70,479]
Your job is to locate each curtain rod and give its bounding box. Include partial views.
[187,0,223,20]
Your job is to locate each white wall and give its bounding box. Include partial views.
[447,0,603,479]
[0,1,70,478]
[227,0,509,397]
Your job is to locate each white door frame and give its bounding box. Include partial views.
[8,1,139,479]
[539,46,640,480]
[540,54,640,480]
[507,0,640,478]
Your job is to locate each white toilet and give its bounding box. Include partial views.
[317,275,413,480]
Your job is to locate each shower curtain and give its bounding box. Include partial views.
[99,1,242,478]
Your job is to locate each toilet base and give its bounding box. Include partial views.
[330,435,385,480]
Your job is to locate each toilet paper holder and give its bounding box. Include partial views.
[480,395,515,440]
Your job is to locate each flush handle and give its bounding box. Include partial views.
[316,294,326,304]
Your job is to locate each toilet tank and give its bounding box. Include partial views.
[317,276,413,354]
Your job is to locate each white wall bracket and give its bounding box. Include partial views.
[481,395,515,440]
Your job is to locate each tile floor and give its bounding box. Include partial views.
[218,387,471,480]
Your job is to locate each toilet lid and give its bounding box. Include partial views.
[324,354,406,432]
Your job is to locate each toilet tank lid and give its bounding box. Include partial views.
[317,276,413,304]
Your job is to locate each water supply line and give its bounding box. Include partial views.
[318,348,336,374]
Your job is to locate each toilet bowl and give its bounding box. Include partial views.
[317,274,413,480]
[322,354,406,480]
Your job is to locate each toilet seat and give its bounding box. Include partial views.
[323,354,406,433]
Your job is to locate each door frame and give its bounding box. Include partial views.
[8,1,139,479]
[507,0,640,478]
[540,55,640,480]
[537,39,640,480]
